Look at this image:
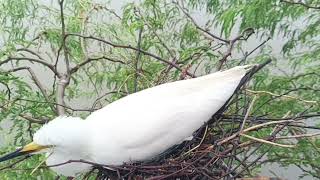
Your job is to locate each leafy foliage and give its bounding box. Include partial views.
[0,0,319,179]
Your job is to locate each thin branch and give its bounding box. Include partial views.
[0,156,31,171]
[65,33,196,78]
[217,28,255,70]
[134,28,143,93]
[280,0,320,10]
[240,37,271,65]
[240,133,295,148]
[7,67,57,114]
[0,57,59,77]
[91,91,126,111]
[239,96,257,132]
[16,98,99,112]
[0,101,48,124]
[58,0,70,74]
[70,56,126,74]
[276,132,320,140]
[20,114,47,124]
[246,89,318,104]
[16,48,46,61]
[55,0,71,115]
[174,0,229,43]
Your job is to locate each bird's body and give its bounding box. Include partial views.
[0,65,251,177]
[86,65,247,165]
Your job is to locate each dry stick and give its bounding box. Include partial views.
[234,108,314,178]
[246,89,317,104]
[239,96,257,132]
[239,133,295,148]
[251,88,312,114]
[183,125,209,155]
[146,152,209,180]
[242,120,296,133]
[217,96,257,146]
[216,119,297,146]
[215,97,256,178]
[276,132,320,140]
[221,113,320,129]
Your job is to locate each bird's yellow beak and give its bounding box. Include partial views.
[0,142,49,162]
[20,142,48,153]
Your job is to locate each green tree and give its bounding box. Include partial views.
[0,0,319,179]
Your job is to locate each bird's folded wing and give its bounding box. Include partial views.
[86,66,247,161]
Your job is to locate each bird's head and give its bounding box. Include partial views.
[0,116,92,177]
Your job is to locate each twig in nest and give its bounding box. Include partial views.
[276,132,320,140]
[240,133,295,148]
[246,89,317,104]
[183,125,208,155]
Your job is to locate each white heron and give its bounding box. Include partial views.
[0,65,256,177]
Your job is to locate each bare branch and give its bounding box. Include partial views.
[240,133,295,148]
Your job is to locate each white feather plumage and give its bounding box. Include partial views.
[33,65,250,176]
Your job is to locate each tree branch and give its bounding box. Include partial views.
[70,56,126,74]
[57,0,70,115]
[16,48,46,61]
[58,0,71,74]
[217,28,255,70]
[174,1,229,44]
[66,33,196,78]
[280,0,320,10]
[134,28,143,93]
[0,57,59,77]
[7,67,57,114]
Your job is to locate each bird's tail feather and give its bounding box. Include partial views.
[211,59,272,120]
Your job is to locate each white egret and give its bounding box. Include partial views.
[0,65,256,177]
